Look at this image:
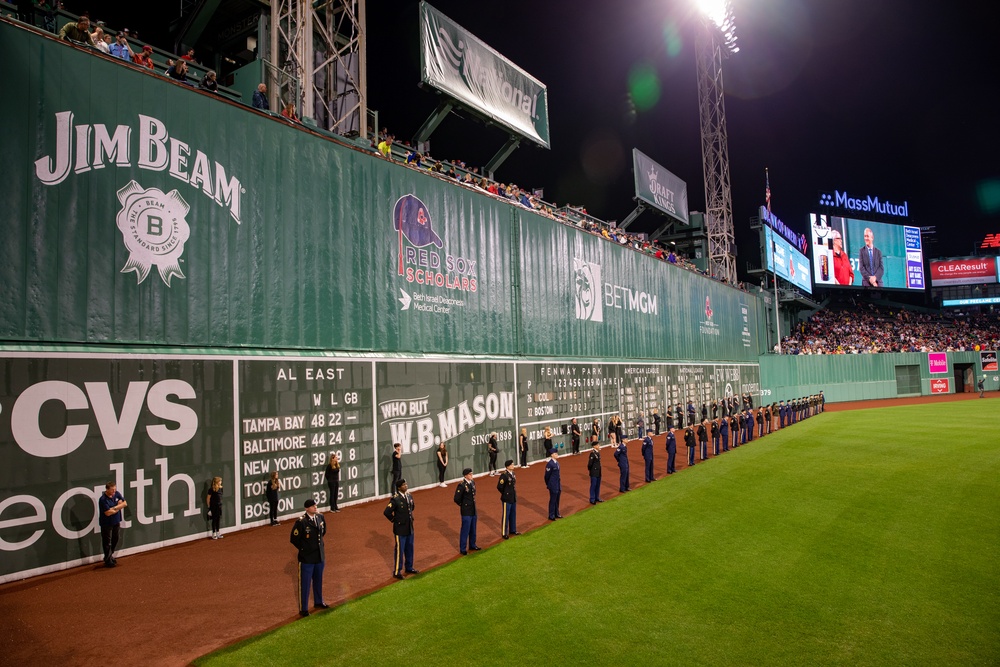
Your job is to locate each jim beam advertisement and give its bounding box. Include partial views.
[0,356,234,582]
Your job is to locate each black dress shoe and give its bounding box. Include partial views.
[502,535,509,540]
[590,501,596,505]
[555,515,563,519]
[512,531,522,535]
[315,603,330,609]
[596,499,604,503]
[460,551,467,555]
[470,546,481,551]
[393,573,404,580]
[548,516,556,521]
[299,610,310,617]
[406,569,420,574]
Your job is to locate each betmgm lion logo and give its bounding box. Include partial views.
[116,180,191,287]
[574,258,603,322]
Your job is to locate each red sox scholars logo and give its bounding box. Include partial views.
[116,180,191,286]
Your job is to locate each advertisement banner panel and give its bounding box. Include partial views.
[929,258,998,286]
[928,352,949,374]
[981,351,998,372]
[632,149,689,225]
[0,355,234,582]
[375,361,516,490]
[930,378,950,394]
[419,2,550,148]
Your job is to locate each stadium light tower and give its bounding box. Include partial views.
[696,0,739,284]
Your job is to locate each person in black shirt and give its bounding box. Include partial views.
[570,418,582,454]
[518,428,529,468]
[324,454,341,512]
[266,471,280,525]
[391,442,403,491]
[206,476,224,539]
[487,433,499,476]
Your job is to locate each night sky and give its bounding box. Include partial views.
[80,0,1000,274]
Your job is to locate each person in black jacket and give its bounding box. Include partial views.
[383,479,417,579]
[587,438,603,503]
[454,468,480,554]
[289,498,328,617]
[206,476,224,539]
[266,471,280,525]
[685,427,697,466]
[652,409,661,436]
[324,454,341,512]
[497,460,519,538]
[518,428,529,468]
[487,433,499,476]
[570,418,582,454]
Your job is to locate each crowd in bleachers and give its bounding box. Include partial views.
[779,303,1000,354]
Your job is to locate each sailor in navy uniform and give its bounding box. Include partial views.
[613,434,630,491]
[290,498,328,616]
[544,449,562,519]
[587,439,603,503]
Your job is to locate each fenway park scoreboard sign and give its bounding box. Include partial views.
[0,352,763,582]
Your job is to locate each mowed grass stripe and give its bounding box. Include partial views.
[198,401,1000,667]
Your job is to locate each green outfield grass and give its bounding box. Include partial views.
[198,402,1000,666]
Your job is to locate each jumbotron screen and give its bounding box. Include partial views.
[810,214,925,290]
[764,226,812,294]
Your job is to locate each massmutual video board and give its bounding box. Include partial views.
[810,214,924,291]
[761,208,812,294]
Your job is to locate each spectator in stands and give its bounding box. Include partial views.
[59,14,95,46]
[405,150,423,167]
[377,134,393,159]
[281,101,300,123]
[166,59,191,84]
[134,45,155,69]
[199,70,219,92]
[33,0,56,33]
[180,48,197,62]
[108,32,133,62]
[91,27,109,54]
[445,165,458,180]
[667,249,677,264]
[252,83,269,110]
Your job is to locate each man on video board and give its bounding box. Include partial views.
[858,227,884,287]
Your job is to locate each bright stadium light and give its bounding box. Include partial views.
[697,0,739,53]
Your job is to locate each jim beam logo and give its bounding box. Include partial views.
[34,111,244,287]
[116,181,190,286]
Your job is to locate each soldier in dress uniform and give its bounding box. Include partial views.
[544,449,562,520]
[290,499,329,617]
[383,479,418,579]
[697,420,709,460]
[454,468,480,555]
[684,426,696,466]
[497,460,519,538]
[665,429,677,474]
[613,433,630,492]
[587,438,603,503]
[711,418,720,456]
[641,433,654,482]
[720,414,730,452]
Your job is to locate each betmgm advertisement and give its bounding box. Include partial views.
[0,356,234,583]
[763,226,812,294]
[810,214,925,290]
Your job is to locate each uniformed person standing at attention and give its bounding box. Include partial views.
[665,429,677,474]
[685,426,696,466]
[454,468,480,554]
[497,460,520,538]
[711,418,720,456]
[587,438,604,503]
[641,433,654,483]
[697,420,709,460]
[720,414,730,452]
[613,433,630,492]
[544,448,562,520]
[290,499,329,617]
[383,479,418,579]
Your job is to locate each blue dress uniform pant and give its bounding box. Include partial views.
[548,490,561,519]
[501,502,517,537]
[667,449,676,473]
[713,434,720,456]
[722,434,729,452]
[393,534,414,576]
[589,476,601,503]
[699,440,708,460]
[299,560,325,612]
[687,446,695,466]
[619,466,630,492]
[459,515,478,552]
[644,458,654,482]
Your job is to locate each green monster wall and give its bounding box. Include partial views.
[0,20,768,582]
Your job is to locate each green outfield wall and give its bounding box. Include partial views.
[758,351,998,403]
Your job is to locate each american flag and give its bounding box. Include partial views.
[765,167,771,214]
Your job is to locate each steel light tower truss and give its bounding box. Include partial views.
[270,0,367,136]
[696,4,738,284]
